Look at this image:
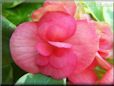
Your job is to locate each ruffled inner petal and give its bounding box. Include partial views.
[37,12,76,41]
[48,41,72,48]
[36,42,53,56]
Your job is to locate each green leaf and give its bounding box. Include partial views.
[3,2,43,25]
[16,73,66,85]
[94,66,106,79]
[106,58,114,65]
[2,16,15,84]
[2,1,44,83]
[84,1,104,21]
[2,16,26,83]
[2,16,15,66]
[2,64,13,84]
[2,16,16,30]
[2,0,25,8]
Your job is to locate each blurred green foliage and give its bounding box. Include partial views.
[82,1,113,30]
[94,66,106,80]
[2,1,43,25]
[2,0,44,84]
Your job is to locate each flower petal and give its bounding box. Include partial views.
[36,42,53,56]
[39,64,75,79]
[68,69,98,84]
[49,49,76,68]
[35,55,49,66]
[95,22,113,50]
[66,20,99,74]
[31,5,65,22]
[10,22,39,73]
[37,11,76,41]
[96,52,112,70]
[48,41,72,48]
[98,49,110,58]
[44,0,76,16]
[31,7,45,22]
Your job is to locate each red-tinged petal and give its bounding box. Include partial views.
[49,49,76,68]
[66,20,99,74]
[99,68,114,85]
[10,22,39,73]
[94,22,113,50]
[98,49,110,58]
[37,11,76,41]
[35,55,49,66]
[48,41,72,48]
[68,69,98,84]
[36,42,53,56]
[31,7,45,22]
[96,52,112,70]
[87,59,99,71]
[44,0,76,16]
[100,27,113,50]
[31,5,65,22]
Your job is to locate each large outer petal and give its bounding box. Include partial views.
[66,20,99,74]
[10,22,39,73]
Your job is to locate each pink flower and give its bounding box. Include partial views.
[10,0,113,83]
[10,12,98,79]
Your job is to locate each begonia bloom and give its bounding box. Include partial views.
[10,14,99,79]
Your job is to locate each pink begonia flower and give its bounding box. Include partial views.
[32,0,76,21]
[10,0,113,83]
[10,10,99,79]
